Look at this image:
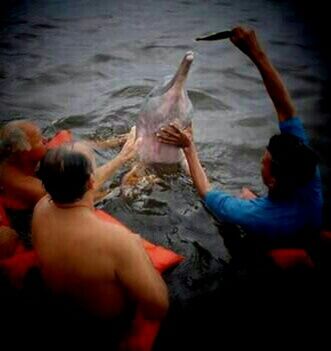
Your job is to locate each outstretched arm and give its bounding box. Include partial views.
[230,26,296,123]
[157,124,211,198]
[87,133,128,149]
[93,127,141,191]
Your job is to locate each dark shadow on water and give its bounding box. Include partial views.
[155,254,330,350]
[1,0,331,349]
[0,267,128,349]
[2,255,329,350]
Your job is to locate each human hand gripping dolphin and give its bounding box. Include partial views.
[157,124,211,198]
[156,123,193,151]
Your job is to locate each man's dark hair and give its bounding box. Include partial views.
[267,133,318,191]
[37,146,93,204]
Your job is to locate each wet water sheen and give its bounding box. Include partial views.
[1,0,330,348]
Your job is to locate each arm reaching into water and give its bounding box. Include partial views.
[230,26,296,122]
[157,124,211,198]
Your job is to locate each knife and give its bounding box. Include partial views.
[196,30,232,41]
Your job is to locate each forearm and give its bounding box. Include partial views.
[88,134,128,149]
[184,144,211,198]
[94,156,126,191]
[253,51,295,122]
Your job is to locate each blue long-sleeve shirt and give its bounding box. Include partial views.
[204,117,323,247]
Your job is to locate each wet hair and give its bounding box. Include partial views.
[267,133,318,192]
[37,146,93,204]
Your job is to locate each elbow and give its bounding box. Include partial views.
[159,291,170,318]
[197,184,211,199]
[141,290,169,321]
[197,189,207,199]
[289,103,296,117]
[278,103,296,122]
[151,296,169,320]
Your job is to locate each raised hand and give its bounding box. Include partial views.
[230,26,264,62]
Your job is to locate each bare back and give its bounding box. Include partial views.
[32,196,168,321]
[33,196,133,318]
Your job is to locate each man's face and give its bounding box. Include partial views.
[261,149,274,188]
[20,124,46,162]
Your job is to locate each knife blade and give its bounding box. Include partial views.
[196,30,232,41]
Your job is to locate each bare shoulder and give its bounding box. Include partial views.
[34,195,51,214]
[32,196,51,235]
[93,217,143,256]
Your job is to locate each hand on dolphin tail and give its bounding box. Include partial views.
[156,123,193,150]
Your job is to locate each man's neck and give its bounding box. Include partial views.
[54,191,94,210]
[268,186,295,201]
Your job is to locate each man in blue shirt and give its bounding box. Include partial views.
[157,26,322,250]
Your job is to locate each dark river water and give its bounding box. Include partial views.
[1,0,330,348]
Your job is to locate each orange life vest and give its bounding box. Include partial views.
[0,208,183,351]
[0,128,183,350]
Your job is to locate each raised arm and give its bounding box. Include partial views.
[230,26,295,123]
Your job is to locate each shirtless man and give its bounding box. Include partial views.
[0,120,137,210]
[0,121,47,209]
[32,142,168,326]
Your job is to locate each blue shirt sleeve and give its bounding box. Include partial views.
[204,189,260,229]
[279,117,308,144]
[203,117,323,237]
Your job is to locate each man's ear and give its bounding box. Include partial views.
[87,174,96,190]
[267,176,277,190]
